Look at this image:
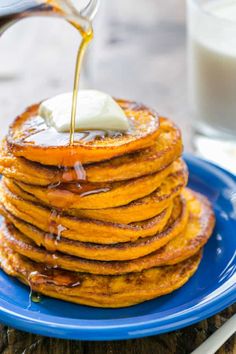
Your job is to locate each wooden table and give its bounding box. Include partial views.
[0,0,235,352]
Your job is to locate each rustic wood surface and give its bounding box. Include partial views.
[0,306,235,353]
[0,1,235,353]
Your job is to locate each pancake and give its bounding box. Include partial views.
[4,164,188,224]
[0,183,174,244]
[0,196,188,261]
[0,189,215,275]
[0,245,202,307]
[66,166,187,222]
[0,94,216,308]
[7,100,161,166]
[12,159,181,210]
[0,118,182,185]
[3,159,187,222]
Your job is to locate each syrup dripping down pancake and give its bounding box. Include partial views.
[0,189,215,275]
[0,118,182,184]
[4,163,188,224]
[12,160,184,210]
[0,182,175,244]
[7,100,161,166]
[0,196,188,261]
[0,244,202,308]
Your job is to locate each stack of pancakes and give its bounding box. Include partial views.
[0,99,215,308]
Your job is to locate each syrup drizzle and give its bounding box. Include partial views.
[30,291,42,303]
[27,268,82,289]
[61,162,86,183]
[48,181,61,189]
[73,161,86,180]
[69,22,93,145]
[27,272,42,309]
[23,126,122,146]
[79,186,110,197]
[47,181,111,197]
[56,223,66,242]
[26,249,82,306]
[44,209,66,252]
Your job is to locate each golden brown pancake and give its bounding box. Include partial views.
[7,100,161,166]
[0,183,174,244]
[0,195,188,261]
[12,160,182,210]
[0,94,216,309]
[66,166,187,222]
[4,164,188,224]
[0,189,215,275]
[0,244,202,307]
[0,118,182,184]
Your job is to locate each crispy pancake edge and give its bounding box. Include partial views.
[0,245,202,307]
[0,188,214,274]
[0,195,188,261]
[7,100,161,166]
[0,117,183,184]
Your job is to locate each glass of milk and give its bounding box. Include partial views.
[187,0,236,174]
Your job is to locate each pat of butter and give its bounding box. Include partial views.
[39,90,130,132]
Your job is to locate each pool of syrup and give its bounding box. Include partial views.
[28,267,82,288]
[22,120,123,146]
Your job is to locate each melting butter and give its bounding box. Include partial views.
[39,90,130,132]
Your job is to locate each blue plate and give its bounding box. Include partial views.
[0,154,235,340]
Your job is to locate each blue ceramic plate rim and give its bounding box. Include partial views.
[0,153,235,340]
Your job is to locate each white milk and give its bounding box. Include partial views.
[189,0,236,136]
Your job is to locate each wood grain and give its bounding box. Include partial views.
[0,0,235,353]
[0,305,235,353]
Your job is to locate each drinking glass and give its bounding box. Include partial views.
[187,0,236,174]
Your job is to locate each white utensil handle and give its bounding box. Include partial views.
[191,314,236,354]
